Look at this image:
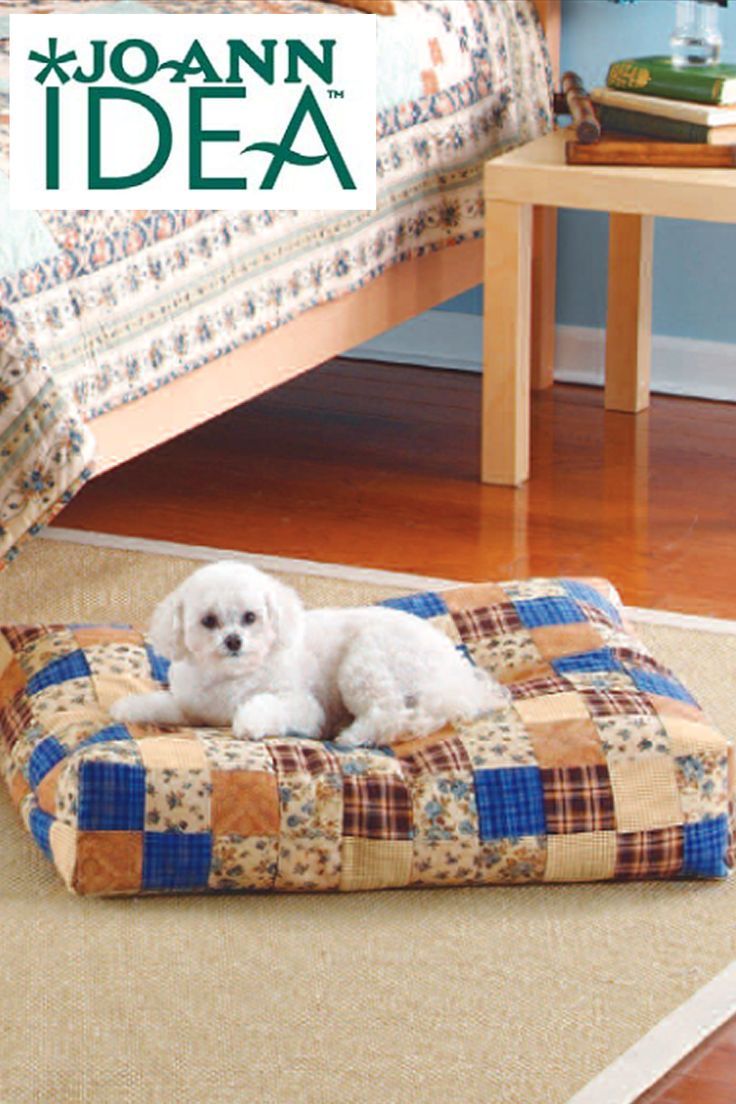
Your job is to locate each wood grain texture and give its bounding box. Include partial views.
[531,206,558,391]
[484,128,736,222]
[530,0,560,394]
[605,213,654,413]
[566,140,736,167]
[63,360,736,620]
[482,200,532,484]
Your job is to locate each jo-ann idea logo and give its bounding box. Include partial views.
[10,14,376,210]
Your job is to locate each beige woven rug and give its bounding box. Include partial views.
[1,532,734,1104]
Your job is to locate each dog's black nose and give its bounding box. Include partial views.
[224,634,242,654]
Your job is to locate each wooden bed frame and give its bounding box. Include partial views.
[91,0,561,477]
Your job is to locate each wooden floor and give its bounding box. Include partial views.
[59,358,736,618]
[55,359,736,1101]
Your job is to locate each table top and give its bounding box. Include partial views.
[484,128,736,222]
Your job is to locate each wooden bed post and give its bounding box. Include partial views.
[532,0,560,391]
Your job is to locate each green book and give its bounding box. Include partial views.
[597,103,736,144]
[606,55,736,105]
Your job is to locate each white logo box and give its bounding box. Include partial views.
[10,13,376,210]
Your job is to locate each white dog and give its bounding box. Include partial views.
[110,561,508,748]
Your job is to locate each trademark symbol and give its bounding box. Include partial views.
[328,88,345,99]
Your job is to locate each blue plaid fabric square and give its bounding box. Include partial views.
[682,815,730,878]
[475,767,546,840]
[627,668,697,705]
[143,832,213,890]
[562,581,623,625]
[78,760,146,831]
[28,736,67,789]
[552,649,623,676]
[29,805,53,860]
[145,645,171,685]
[26,650,91,695]
[75,724,133,754]
[514,597,585,629]
[381,592,447,619]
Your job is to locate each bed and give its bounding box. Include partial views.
[0,0,559,566]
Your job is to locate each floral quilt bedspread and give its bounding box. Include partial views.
[0,0,552,567]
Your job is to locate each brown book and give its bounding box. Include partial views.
[566,138,736,167]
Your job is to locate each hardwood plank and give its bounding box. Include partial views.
[59,360,736,618]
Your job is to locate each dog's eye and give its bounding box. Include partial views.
[242,611,257,626]
[201,613,219,630]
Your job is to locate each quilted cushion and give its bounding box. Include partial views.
[0,577,733,896]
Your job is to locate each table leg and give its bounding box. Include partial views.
[482,199,533,485]
[531,206,558,391]
[605,212,654,413]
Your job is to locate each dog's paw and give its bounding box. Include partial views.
[233,699,280,741]
[333,726,374,750]
[109,696,142,724]
[232,718,268,741]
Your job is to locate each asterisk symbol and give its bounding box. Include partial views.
[28,38,77,85]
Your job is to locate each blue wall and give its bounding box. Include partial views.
[438,0,736,344]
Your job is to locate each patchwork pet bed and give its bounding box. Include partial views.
[0,577,733,896]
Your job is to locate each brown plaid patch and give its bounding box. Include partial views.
[541,765,616,834]
[615,827,684,879]
[402,736,472,777]
[577,603,618,630]
[3,626,49,651]
[510,675,572,701]
[451,603,522,640]
[612,648,670,676]
[580,687,655,717]
[343,776,412,840]
[268,742,338,777]
[0,690,33,752]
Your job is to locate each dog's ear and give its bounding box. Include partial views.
[265,577,304,649]
[149,586,187,661]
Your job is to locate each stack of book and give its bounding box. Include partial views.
[591,56,736,146]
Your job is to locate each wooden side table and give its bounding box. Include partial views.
[482,127,736,485]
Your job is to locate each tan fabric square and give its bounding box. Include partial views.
[530,623,604,661]
[515,691,589,726]
[73,628,142,648]
[340,837,413,891]
[442,583,508,612]
[94,674,155,711]
[74,832,143,895]
[36,759,66,815]
[0,658,26,701]
[0,633,15,677]
[50,821,78,890]
[211,770,280,836]
[137,737,207,771]
[544,832,617,882]
[609,757,682,832]
[497,660,556,686]
[426,613,462,645]
[392,723,456,759]
[650,695,704,723]
[527,718,605,767]
[663,718,727,758]
[9,769,31,809]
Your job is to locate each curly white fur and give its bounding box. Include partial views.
[111,561,509,747]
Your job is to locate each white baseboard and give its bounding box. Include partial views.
[345,311,736,403]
